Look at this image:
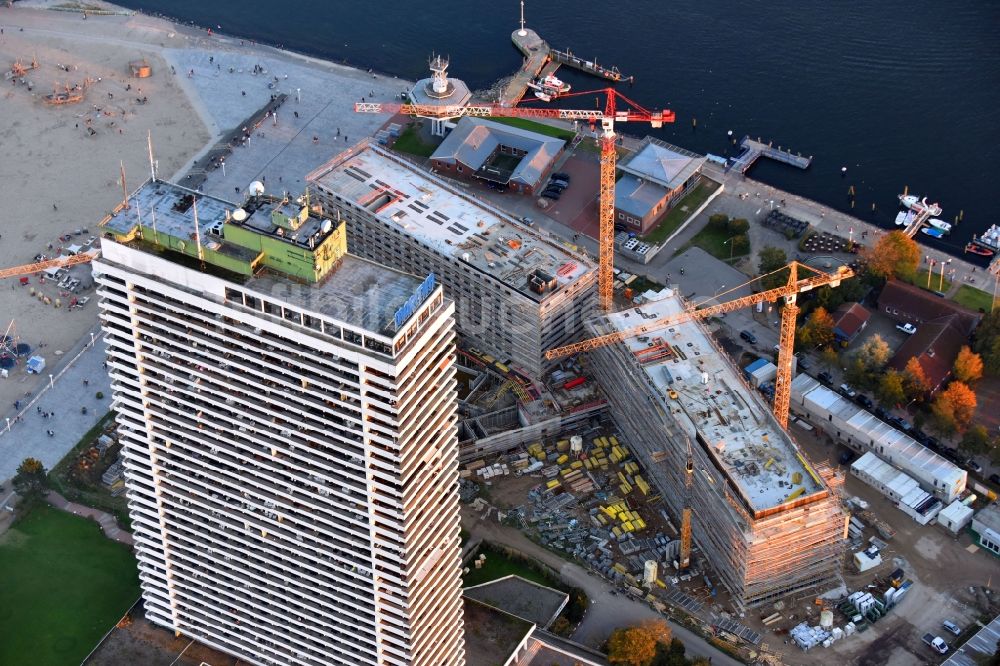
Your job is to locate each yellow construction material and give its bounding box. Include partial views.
[546,479,560,490]
[570,460,584,470]
[556,454,569,465]
[620,482,632,495]
[792,471,803,485]
[557,439,570,452]
[787,487,806,500]
[609,436,620,447]
[764,458,775,470]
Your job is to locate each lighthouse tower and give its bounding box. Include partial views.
[407,54,472,136]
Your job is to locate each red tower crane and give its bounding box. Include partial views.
[355,89,676,310]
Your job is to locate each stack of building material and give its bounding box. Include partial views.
[790,622,831,651]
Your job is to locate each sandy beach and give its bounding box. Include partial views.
[0,0,410,415]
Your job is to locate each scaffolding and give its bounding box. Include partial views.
[586,294,846,611]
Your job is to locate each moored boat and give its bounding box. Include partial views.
[965,242,994,257]
[540,73,570,93]
[920,227,944,238]
[894,211,914,227]
[928,218,952,233]
[533,90,552,102]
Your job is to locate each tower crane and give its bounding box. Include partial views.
[355,88,676,311]
[544,262,855,428]
[0,251,99,280]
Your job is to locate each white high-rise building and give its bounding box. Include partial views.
[95,179,465,666]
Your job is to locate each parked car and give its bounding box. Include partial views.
[739,330,758,344]
[552,172,570,182]
[839,383,858,399]
[896,322,917,335]
[990,473,1000,485]
[874,406,889,421]
[549,178,569,188]
[967,460,983,474]
[924,436,941,452]
[942,620,962,636]
[839,450,855,465]
[520,216,534,227]
[540,189,561,201]
[795,353,810,371]
[855,394,873,409]
[941,447,961,463]
[817,371,834,386]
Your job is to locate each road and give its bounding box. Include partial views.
[462,510,743,666]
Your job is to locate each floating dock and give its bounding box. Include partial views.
[731,136,813,174]
[505,28,631,106]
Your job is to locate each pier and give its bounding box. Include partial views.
[505,27,631,107]
[731,136,813,174]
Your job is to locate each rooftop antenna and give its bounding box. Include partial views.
[192,195,205,266]
[136,198,144,238]
[150,204,158,240]
[147,130,156,182]
[518,0,527,36]
[119,160,130,210]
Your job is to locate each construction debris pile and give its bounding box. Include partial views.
[461,430,719,616]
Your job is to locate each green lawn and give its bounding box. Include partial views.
[952,284,994,312]
[392,125,438,157]
[0,504,140,666]
[678,225,751,261]
[463,542,559,588]
[641,179,721,244]
[904,268,953,294]
[488,117,575,142]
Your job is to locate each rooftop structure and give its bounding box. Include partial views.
[972,505,1000,558]
[941,613,1000,666]
[586,288,845,609]
[308,141,597,378]
[888,314,977,393]
[850,452,943,525]
[430,117,565,192]
[878,279,982,330]
[408,55,472,136]
[101,179,348,286]
[791,374,966,502]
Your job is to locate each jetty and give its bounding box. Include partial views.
[504,26,631,106]
[731,136,813,174]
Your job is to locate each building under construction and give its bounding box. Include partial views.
[586,288,847,611]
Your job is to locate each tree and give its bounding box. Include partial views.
[13,457,48,499]
[902,356,931,400]
[930,381,977,435]
[607,620,672,666]
[877,369,906,407]
[973,311,1000,376]
[607,627,657,666]
[758,246,789,290]
[960,425,991,456]
[953,346,984,384]
[863,231,920,281]
[820,346,840,370]
[798,306,835,349]
[845,334,891,389]
[728,217,749,235]
[708,213,730,231]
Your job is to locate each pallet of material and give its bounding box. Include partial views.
[466,460,486,471]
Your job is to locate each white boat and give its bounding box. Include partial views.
[928,218,952,233]
[540,73,570,93]
[975,224,1000,251]
[894,211,914,227]
[533,90,553,102]
[899,194,919,208]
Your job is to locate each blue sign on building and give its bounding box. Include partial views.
[394,273,437,330]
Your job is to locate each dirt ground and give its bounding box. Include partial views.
[86,602,244,666]
[746,424,1000,666]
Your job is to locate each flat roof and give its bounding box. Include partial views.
[463,575,567,628]
[308,142,595,301]
[245,254,424,334]
[462,597,534,666]
[792,375,966,491]
[941,613,1000,666]
[619,136,705,191]
[615,174,668,218]
[605,289,824,512]
[974,504,1000,535]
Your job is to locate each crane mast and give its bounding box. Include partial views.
[680,437,694,570]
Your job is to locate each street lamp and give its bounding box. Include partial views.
[723,235,739,261]
[939,259,951,292]
[48,373,54,390]
[5,417,9,433]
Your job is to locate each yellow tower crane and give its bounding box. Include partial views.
[0,251,99,280]
[544,261,854,428]
[680,436,694,570]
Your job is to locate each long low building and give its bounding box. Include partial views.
[586,288,846,611]
[790,374,966,503]
[850,452,943,525]
[307,140,597,379]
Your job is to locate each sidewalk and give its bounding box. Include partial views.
[45,489,133,547]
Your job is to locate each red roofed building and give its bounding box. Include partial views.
[832,302,870,345]
[879,280,982,394]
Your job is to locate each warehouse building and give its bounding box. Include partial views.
[585,288,846,611]
[790,374,966,502]
[850,452,943,525]
[307,140,597,379]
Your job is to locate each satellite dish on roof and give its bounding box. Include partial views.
[321,219,333,234]
[248,181,265,196]
[232,208,248,222]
